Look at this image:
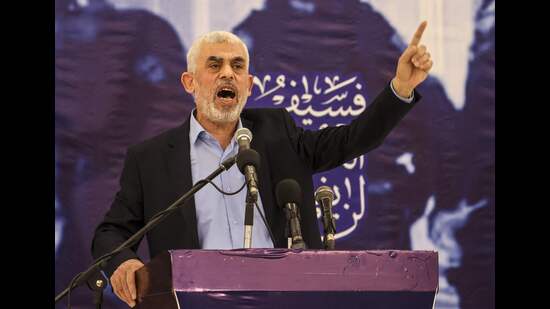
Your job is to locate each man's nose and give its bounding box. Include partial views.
[219,63,235,80]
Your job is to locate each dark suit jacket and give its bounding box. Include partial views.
[92,84,420,276]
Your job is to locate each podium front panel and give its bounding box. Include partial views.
[135,249,438,309]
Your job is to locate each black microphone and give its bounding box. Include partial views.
[236,148,260,201]
[276,179,307,249]
[315,186,336,250]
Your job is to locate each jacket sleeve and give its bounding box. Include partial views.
[91,147,146,277]
[282,83,421,173]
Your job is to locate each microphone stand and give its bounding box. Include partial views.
[243,190,256,248]
[286,203,306,249]
[322,213,336,250]
[86,271,108,309]
[54,155,237,306]
[316,186,336,250]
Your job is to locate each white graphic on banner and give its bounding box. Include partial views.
[55,197,64,257]
[253,74,367,122]
[396,152,415,174]
[410,195,487,309]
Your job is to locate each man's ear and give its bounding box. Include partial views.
[181,72,195,94]
[247,74,254,96]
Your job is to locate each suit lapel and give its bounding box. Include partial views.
[164,116,199,248]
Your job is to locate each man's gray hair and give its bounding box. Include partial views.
[186,31,250,73]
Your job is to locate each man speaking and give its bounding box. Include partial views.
[92,22,433,307]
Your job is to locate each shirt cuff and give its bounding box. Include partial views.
[390,80,414,103]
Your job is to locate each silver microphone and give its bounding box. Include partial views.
[236,128,252,152]
[315,186,336,250]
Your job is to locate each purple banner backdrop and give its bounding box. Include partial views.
[55,1,494,308]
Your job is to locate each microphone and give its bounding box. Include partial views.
[315,186,336,250]
[236,128,252,152]
[235,128,260,201]
[276,179,307,249]
[236,148,260,201]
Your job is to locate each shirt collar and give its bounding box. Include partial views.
[189,109,243,145]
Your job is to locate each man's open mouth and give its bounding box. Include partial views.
[216,86,237,99]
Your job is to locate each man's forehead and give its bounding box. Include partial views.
[199,42,247,60]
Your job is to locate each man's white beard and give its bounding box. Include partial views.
[195,92,247,124]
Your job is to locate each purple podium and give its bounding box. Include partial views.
[135,249,438,309]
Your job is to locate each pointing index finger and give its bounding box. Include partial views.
[410,21,427,46]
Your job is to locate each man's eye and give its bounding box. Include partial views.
[209,63,219,69]
[233,64,243,69]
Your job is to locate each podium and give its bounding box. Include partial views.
[135,249,438,309]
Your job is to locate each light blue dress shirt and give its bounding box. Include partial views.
[189,111,274,249]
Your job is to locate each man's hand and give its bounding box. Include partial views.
[393,21,434,98]
[110,258,145,307]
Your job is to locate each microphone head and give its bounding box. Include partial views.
[236,148,261,173]
[314,186,334,203]
[275,179,302,207]
[236,127,253,144]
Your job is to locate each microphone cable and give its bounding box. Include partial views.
[195,178,277,247]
